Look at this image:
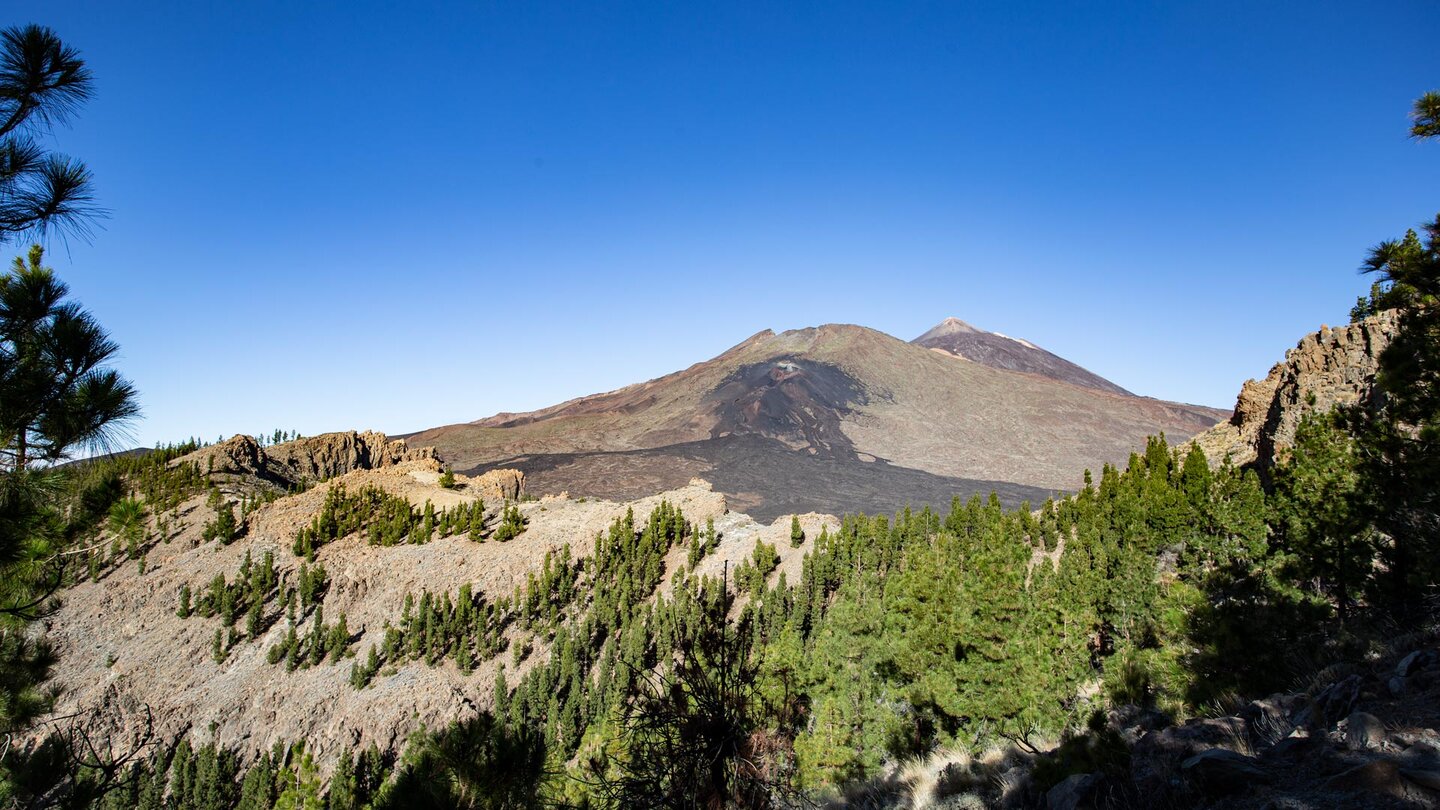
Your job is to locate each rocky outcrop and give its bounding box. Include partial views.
[175,431,440,491]
[1191,311,1400,473]
[265,431,437,483]
[469,468,524,502]
[851,635,1440,809]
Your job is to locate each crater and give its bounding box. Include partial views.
[706,357,867,459]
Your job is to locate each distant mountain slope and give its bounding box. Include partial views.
[913,317,1134,395]
[410,323,1228,520]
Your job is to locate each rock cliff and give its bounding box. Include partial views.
[176,431,441,491]
[1191,311,1400,474]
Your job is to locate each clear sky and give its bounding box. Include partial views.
[6,1,1438,448]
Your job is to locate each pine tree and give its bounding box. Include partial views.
[1272,411,1367,620]
[468,499,485,541]
[421,500,435,543]
[203,501,238,545]
[327,749,359,810]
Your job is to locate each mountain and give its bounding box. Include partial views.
[912,317,1134,395]
[410,321,1228,520]
[24,313,1404,805]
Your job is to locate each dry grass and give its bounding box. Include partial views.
[821,740,1050,810]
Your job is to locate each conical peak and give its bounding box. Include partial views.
[915,317,982,342]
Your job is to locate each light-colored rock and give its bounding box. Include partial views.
[470,468,525,502]
[1189,311,1398,472]
[176,431,440,491]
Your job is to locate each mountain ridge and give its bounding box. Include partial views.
[409,320,1227,519]
[912,316,1137,396]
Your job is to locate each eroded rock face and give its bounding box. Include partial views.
[176,431,441,491]
[1190,311,1399,474]
[267,431,435,483]
[469,468,524,502]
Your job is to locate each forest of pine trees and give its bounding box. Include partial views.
[291,484,488,558]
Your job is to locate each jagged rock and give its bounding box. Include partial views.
[470,468,525,502]
[1189,312,1398,475]
[175,431,440,491]
[1296,674,1363,730]
[190,433,266,478]
[1131,716,1252,795]
[1045,772,1102,810]
[265,431,437,483]
[1180,749,1271,796]
[1398,649,1437,678]
[1345,711,1386,751]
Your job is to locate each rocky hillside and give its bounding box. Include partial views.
[29,434,837,771]
[1191,311,1400,475]
[177,431,440,492]
[411,322,1227,520]
[912,317,1135,396]
[854,634,1440,808]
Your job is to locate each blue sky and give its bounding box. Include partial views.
[7,1,1438,448]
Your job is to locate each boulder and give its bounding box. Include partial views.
[1046,772,1102,810]
[265,431,438,484]
[1296,674,1362,730]
[1345,711,1386,751]
[471,468,525,502]
[1180,749,1271,797]
[1401,738,1440,769]
[1325,759,1432,802]
[1398,650,1437,679]
[1132,716,1252,796]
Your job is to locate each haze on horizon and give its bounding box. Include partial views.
[5,1,1437,449]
